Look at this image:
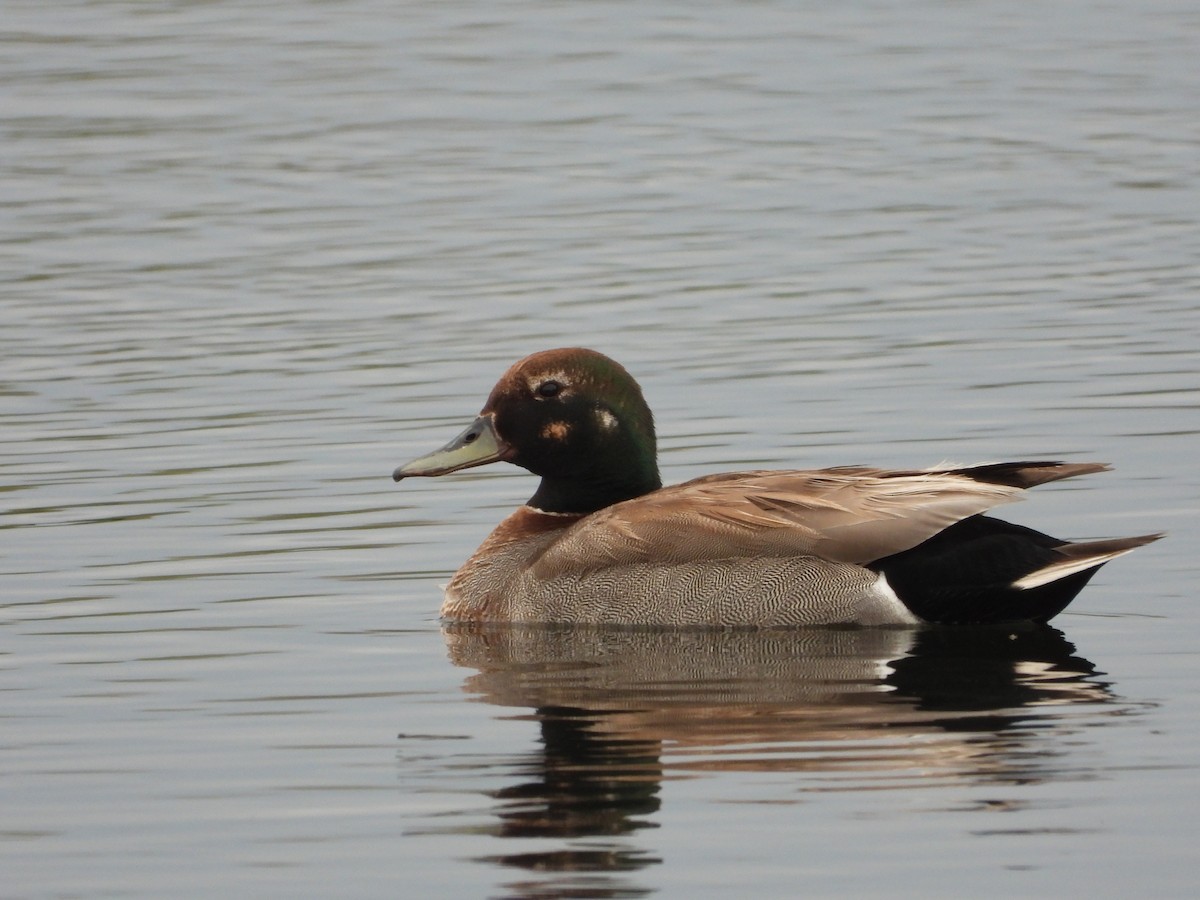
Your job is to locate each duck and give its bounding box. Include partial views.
[393,348,1161,627]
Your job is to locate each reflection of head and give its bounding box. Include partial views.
[489,705,662,840]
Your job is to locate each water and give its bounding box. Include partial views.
[3,1,1198,897]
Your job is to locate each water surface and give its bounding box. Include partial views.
[3,2,1198,897]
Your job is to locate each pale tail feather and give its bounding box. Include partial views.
[1012,533,1163,590]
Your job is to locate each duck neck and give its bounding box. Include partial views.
[528,467,662,516]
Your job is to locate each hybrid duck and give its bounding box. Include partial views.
[394,348,1160,627]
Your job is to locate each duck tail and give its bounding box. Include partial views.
[1011,533,1164,589]
[997,531,1164,624]
[872,516,1162,625]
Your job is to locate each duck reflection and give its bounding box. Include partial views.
[444,623,1115,897]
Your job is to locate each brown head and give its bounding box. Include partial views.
[394,348,662,514]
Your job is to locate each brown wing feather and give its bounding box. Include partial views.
[532,463,1103,577]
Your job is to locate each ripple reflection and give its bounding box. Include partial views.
[438,623,1131,896]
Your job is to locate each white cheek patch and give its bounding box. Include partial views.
[595,408,619,432]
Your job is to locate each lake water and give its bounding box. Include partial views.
[3,1,1198,897]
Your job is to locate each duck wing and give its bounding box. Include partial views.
[532,461,1109,575]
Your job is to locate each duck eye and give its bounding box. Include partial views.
[536,380,561,399]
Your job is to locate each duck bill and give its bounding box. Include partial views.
[393,415,508,481]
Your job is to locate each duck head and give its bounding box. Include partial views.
[394,348,662,515]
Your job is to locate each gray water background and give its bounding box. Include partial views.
[3,1,1199,897]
